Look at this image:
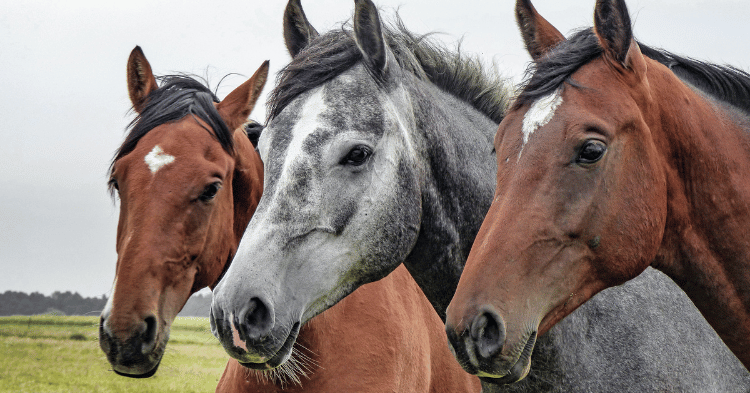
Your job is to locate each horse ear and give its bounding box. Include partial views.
[353,0,388,78]
[594,0,647,77]
[593,0,633,66]
[127,46,159,113]
[217,61,270,131]
[515,0,565,61]
[283,0,319,58]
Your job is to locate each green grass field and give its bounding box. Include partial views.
[0,315,228,392]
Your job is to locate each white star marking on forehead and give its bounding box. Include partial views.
[519,88,563,157]
[144,145,175,174]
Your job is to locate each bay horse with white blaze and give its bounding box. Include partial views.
[100,47,478,391]
[447,0,750,382]
[213,0,750,391]
[99,46,266,378]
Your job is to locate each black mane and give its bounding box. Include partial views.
[110,76,234,179]
[267,19,511,124]
[514,29,601,110]
[515,28,750,114]
[639,45,750,114]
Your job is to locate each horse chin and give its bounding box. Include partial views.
[103,329,169,379]
[112,359,161,379]
[239,322,301,371]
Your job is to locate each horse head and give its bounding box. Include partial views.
[99,46,266,377]
[446,0,669,382]
[209,0,428,370]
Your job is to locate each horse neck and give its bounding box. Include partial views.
[400,77,499,320]
[649,65,750,366]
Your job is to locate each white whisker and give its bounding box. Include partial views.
[245,338,319,388]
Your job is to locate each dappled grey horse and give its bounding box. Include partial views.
[212,0,750,391]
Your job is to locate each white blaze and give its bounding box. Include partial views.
[144,145,175,173]
[520,88,563,156]
[276,87,326,187]
[253,87,327,231]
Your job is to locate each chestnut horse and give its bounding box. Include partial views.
[447,0,750,382]
[99,47,479,392]
[99,46,266,377]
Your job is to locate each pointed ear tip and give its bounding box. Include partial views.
[285,0,301,13]
[253,61,270,81]
[129,46,144,59]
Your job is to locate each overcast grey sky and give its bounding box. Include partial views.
[1,0,747,298]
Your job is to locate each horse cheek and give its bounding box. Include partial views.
[598,136,666,283]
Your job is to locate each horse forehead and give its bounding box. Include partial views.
[324,67,382,109]
[283,88,330,159]
[315,67,386,136]
[266,74,387,161]
[126,123,230,179]
[144,145,175,174]
[521,88,564,149]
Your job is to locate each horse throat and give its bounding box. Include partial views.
[400,81,499,320]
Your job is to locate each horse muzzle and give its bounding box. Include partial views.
[99,311,164,378]
[210,294,300,370]
[445,305,536,384]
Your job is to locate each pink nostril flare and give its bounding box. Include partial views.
[230,316,249,351]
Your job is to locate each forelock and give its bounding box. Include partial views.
[110,75,234,179]
[514,28,603,110]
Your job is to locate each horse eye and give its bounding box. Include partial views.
[576,140,607,165]
[198,182,222,202]
[340,145,372,166]
[108,178,119,192]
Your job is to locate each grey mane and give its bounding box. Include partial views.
[267,17,511,124]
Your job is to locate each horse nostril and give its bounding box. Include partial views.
[141,315,158,352]
[237,297,273,341]
[471,306,506,360]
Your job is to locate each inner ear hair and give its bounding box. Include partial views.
[353,0,388,78]
[126,46,159,113]
[593,0,634,65]
[515,0,565,61]
[283,0,320,58]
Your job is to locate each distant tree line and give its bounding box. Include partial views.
[0,291,106,316]
[0,290,212,317]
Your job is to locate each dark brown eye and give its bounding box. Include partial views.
[576,140,606,165]
[199,182,222,202]
[108,178,119,192]
[340,145,372,166]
